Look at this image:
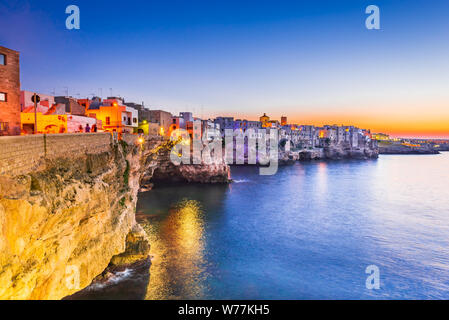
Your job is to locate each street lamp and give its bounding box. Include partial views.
[31,93,40,134]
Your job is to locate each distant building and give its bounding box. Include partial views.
[0,46,21,135]
[21,113,96,134]
[268,120,280,128]
[179,112,193,123]
[259,113,270,127]
[54,96,86,116]
[21,91,55,112]
[214,117,234,136]
[124,101,150,122]
[234,119,262,132]
[281,116,287,126]
[372,133,390,141]
[148,110,172,136]
[169,116,181,136]
[201,119,221,141]
[86,98,137,134]
[138,121,160,135]
[21,93,99,134]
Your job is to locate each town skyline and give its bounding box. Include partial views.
[2,0,449,138]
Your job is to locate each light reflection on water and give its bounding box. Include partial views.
[75,153,449,299]
[141,199,208,299]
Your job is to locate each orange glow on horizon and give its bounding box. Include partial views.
[212,108,449,139]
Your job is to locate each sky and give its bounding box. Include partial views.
[1,0,448,138]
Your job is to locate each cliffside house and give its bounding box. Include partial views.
[0,46,21,135]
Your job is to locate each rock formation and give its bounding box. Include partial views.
[323,143,379,160]
[150,144,231,184]
[0,136,230,300]
[378,143,439,154]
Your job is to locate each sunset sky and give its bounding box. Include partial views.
[1,0,448,138]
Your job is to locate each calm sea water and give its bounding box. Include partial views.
[78,153,449,299]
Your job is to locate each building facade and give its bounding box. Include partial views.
[86,98,137,134]
[0,46,21,135]
[20,91,55,112]
[148,110,172,136]
[124,101,150,123]
[55,96,86,116]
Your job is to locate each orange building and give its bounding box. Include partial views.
[259,113,270,128]
[85,98,137,135]
[281,116,287,126]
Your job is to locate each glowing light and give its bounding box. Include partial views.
[143,199,206,299]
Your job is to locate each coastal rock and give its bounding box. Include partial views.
[109,224,151,267]
[0,136,230,300]
[378,143,439,154]
[323,144,378,160]
[151,145,231,184]
[0,150,137,300]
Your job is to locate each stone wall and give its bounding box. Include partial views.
[0,135,167,299]
[0,134,229,299]
[0,133,112,176]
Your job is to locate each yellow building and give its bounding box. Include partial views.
[372,133,390,141]
[21,113,67,134]
[137,121,160,135]
[86,101,125,133]
[259,113,270,128]
[21,113,98,134]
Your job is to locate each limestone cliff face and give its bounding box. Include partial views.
[0,136,230,300]
[0,139,162,300]
[378,143,439,154]
[323,143,379,160]
[149,145,231,184]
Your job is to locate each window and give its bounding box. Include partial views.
[0,122,8,131]
[0,54,5,65]
[106,117,110,125]
[0,93,6,102]
[133,118,137,123]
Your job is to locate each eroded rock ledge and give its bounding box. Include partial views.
[0,135,230,300]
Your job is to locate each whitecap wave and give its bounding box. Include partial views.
[233,179,250,183]
[87,268,134,291]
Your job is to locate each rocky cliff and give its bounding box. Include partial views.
[0,141,147,299]
[323,143,379,160]
[0,135,230,300]
[150,147,231,184]
[278,143,378,164]
[378,142,439,154]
